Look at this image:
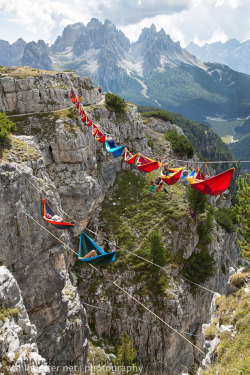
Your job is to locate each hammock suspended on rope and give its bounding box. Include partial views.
[95,130,106,143]
[42,199,74,229]
[87,120,92,127]
[78,231,116,266]
[124,149,139,165]
[196,168,205,180]
[187,168,235,196]
[160,168,183,185]
[137,155,161,173]
[105,139,125,157]
[92,124,98,135]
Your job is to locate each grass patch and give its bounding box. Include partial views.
[0,307,19,322]
[202,285,250,374]
[0,66,57,79]
[1,136,42,162]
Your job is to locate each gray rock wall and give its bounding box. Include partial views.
[0,72,97,114]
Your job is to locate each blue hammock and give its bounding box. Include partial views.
[105,139,125,157]
[78,231,116,266]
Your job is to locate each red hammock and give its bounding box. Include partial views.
[196,168,205,180]
[124,149,139,165]
[42,199,74,229]
[95,130,106,143]
[87,121,92,127]
[137,155,160,173]
[189,168,235,196]
[161,168,183,185]
[92,124,98,135]
[81,115,87,123]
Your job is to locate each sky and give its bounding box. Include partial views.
[0,0,250,47]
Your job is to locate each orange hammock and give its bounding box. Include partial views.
[137,155,160,173]
[72,97,76,103]
[124,149,139,165]
[95,129,106,143]
[161,168,183,185]
[92,124,98,136]
[187,168,235,196]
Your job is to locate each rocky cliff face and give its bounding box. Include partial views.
[0,70,149,370]
[0,70,240,374]
[0,71,97,114]
[0,266,48,373]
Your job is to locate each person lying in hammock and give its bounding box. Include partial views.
[43,213,63,222]
[78,250,97,259]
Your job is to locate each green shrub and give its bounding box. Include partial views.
[0,112,16,144]
[221,263,226,275]
[198,212,214,245]
[145,133,154,148]
[116,333,137,368]
[204,325,217,340]
[182,248,215,285]
[105,92,126,113]
[142,110,174,123]
[230,273,246,288]
[149,230,166,267]
[214,207,236,233]
[165,129,194,158]
[187,186,207,216]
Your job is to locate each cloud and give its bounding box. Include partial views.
[94,0,192,25]
[0,0,249,47]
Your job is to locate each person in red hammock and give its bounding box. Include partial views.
[98,86,102,93]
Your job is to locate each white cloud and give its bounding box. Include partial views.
[0,0,249,47]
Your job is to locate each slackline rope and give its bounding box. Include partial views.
[84,228,218,295]
[74,94,250,165]
[24,213,205,355]
[17,167,235,295]
[82,301,200,337]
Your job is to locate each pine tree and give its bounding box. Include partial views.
[234,174,250,260]
[116,333,137,368]
[187,186,207,216]
[149,230,166,267]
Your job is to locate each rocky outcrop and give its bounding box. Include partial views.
[0,72,149,369]
[0,266,48,374]
[0,159,89,366]
[0,72,98,114]
[0,70,240,374]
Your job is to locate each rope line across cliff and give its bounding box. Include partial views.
[82,301,201,337]
[24,213,205,355]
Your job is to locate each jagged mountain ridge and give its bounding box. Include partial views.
[50,20,250,121]
[2,19,250,122]
[186,38,250,75]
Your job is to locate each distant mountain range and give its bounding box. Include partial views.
[1,19,250,123]
[186,39,250,75]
